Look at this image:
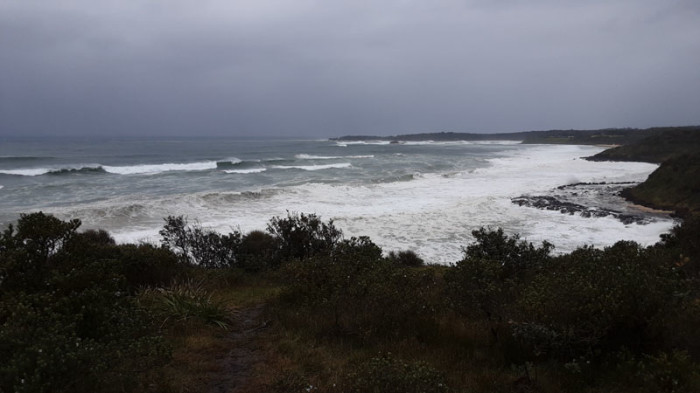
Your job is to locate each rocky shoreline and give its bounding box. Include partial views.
[512,181,669,225]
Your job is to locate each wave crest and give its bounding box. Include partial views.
[103,161,217,175]
[224,168,267,174]
[271,163,352,171]
[0,165,104,177]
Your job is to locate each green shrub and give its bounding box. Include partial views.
[117,243,183,289]
[0,212,81,292]
[281,237,439,340]
[517,241,685,359]
[345,353,450,393]
[387,249,424,267]
[238,230,280,272]
[159,215,241,268]
[0,213,169,393]
[612,350,700,393]
[267,211,342,262]
[141,278,230,328]
[332,236,383,262]
[658,216,700,278]
[444,228,552,341]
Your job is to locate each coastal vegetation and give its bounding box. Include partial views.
[2,209,700,392]
[587,128,700,216]
[587,128,700,163]
[621,153,700,216]
[2,128,699,392]
[333,125,700,146]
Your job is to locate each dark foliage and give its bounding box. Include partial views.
[444,228,553,342]
[267,211,342,262]
[609,350,700,393]
[387,249,425,267]
[238,230,280,272]
[0,212,81,292]
[621,153,700,216]
[281,236,439,340]
[159,215,241,268]
[588,128,700,163]
[517,241,686,359]
[0,213,168,393]
[344,353,450,393]
[117,243,184,289]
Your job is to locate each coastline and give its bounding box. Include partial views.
[628,203,675,215]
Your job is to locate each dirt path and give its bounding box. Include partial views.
[207,304,269,393]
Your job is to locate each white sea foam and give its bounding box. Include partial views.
[0,168,52,176]
[226,157,242,164]
[55,144,675,265]
[272,163,352,171]
[103,161,217,175]
[296,154,374,160]
[295,154,342,160]
[336,141,392,146]
[223,168,267,174]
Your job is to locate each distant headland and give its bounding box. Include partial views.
[333,125,700,146]
[335,125,700,217]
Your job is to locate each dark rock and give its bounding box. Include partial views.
[512,195,649,225]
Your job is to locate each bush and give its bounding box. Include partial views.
[0,212,81,292]
[517,241,685,359]
[267,211,342,262]
[281,237,439,340]
[658,216,700,278]
[159,215,241,268]
[238,230,279,271]
[141,278,230,329]
[612,350,700,393]
[387,249,424,267]
[444,228,552,341]
[344,353,450,393]
[117,243,183,289]
[0,213,169,393]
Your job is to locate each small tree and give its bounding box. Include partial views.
[237,230,279,271]
[159,216,241,268]
[266,211,342,262]
[444,228,553,342]
[0,212,81,292]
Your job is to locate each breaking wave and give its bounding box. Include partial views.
[0,166,105,177]
[271,163,352,171]
[47,167,106,175]
[295,154,374,160]
[223,168,267,174]
[102,161,218,175]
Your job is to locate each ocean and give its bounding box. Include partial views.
[0,137,675,263]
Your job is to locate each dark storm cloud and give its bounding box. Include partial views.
[1,0,699,137]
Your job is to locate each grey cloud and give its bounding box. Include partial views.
[1,0,699,137]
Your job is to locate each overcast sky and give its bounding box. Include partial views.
[1,0,699,138]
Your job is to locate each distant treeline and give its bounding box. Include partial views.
[333,125,700,146]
